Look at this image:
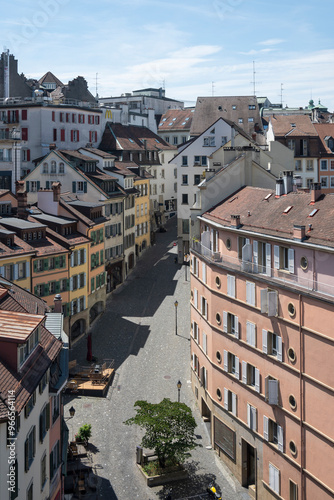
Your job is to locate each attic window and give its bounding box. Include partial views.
[308,208,318,217]
[185,117,189,121]
[232,105,237,110]
[210,128,215,134]
[283,206,293,214]
[168,122,173,126]
[129,138,134,143]
[181,122,186,125]
[162,118,167,122]
[290,123,296,127]
[264,193,272,200]
[172,118,176,121]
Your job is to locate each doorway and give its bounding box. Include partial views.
[241,439,256,488]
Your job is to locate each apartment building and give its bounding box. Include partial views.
[190,181,334,499]
[313,123,334,193]
[158,108,194,146]
[130,166,151,258]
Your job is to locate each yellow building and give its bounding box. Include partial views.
[134,171,151,258]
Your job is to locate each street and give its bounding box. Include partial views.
[65,217,250,500]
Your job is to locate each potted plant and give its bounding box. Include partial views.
[76,424,92,446]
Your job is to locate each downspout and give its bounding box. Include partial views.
[299,293,305,500]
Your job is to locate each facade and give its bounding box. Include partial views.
[266,114,320,188]
[190,182,334,500]
[131,167,151,258]
[313,123,334,193]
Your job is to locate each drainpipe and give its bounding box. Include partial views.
[299,293,305,500]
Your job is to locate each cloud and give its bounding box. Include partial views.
[258,38,285,46]
[239,48,276,55]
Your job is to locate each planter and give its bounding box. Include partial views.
[137,463,188,487]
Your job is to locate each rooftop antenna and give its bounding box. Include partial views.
[250,61,261,96]
[280,83,284,108]
[3,47,10,99]
[95,72,99,99]
[162,79,165,90]
[212,81,215,97]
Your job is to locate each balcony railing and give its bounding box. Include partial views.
[191,240,334,298]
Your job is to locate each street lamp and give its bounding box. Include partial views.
[64,406,76,420]
[177,380,182,402]
[174,300,178,336]
[184,254,188,281]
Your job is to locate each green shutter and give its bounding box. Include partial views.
[99,228,103,242]
[34,285,38,296]
[66,303,70,316]
[26,181,29,193]
[33,260,37,273]
[55,256,59,268]
[100,249,104,265]
[43,284,48,296]
[43,259,48,271]
[37,181,40,191]
[72,181,76,193]
[55,280,60,293]
[91,254,95,270]
[96,274,100,288]
[95,251,99,266]
[91,277,95,292]
[84,181,87,193]
[66,279,70,291]
[46,181,50,189]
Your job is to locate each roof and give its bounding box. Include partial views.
[313,123,334,155]
[31,213,77,225]
[0,277,48,314]
[59,149,98,162]
[67,200,104,208]
[99,123,173,152]
[190,96,262,136]
[0,217,47,230]
[80,147,117,159]
[0,310,44,342]
[203,186,334,248]
[38,71,64,87]
[269,114,318,137]
[158,108,194,132]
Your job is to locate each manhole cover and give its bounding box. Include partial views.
[164,375,171,380]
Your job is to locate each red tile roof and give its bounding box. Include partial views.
[313,123,334,155]
[270,114,318,137]
[99,123,173,152]
[158,108,194,131]
[0,310,44,342]
[0,278,47,314]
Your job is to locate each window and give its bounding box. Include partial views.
[227,274,235,298]
[253,241,271,275]
[173,136,178,145]
[50,440,60,480]
[223,350,239,378]
[223,312,239,338]
[192,256,199,276]
[269,463,280,495]
[248,117,254,122]
[42,162,48,173]
[246,281,256,306]
[182,174,188,185]
[193,288,198,308]
[242,362,260,392]
[25,426,36,471]
[262,329,282,360]
[246,321,256,347]
[27,482,33,500]
[320,159,328,170]
[300,139,308,156]
[182,193,188,204]
[192,321,199,342]
[287,139,295,151]
[265,376,279,405]
[247,403,257,431]
[50,161,56,173]
[224,389,237,415]
[320,176,328,188]
[51,394,60,424]
[41,453,47,490]
[238,118,243,123]
[194,174,201,185]
[200,366,208,389]
[260,288,278,316]
[39,403,50,443]
[201,296,208,318]
[53,129,57,141]
[202,262,207,284]
[274,245,294,273]
[306,160,313,171]
[203,136,215,147]
[221,136,227,146]
[182,155,188,166]
[289,480,298,500]
[295,160,301,171]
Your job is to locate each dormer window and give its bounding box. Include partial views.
[28,232,32,241]
[18,327,40,369]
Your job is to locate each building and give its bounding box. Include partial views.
[129,165,151,258]
[266,114,320,188]
[313,123,334,193]
[157,108,194,146]
[190,181,334,499]
[0,279,68,500]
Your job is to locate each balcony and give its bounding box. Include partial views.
[191,239,334,299]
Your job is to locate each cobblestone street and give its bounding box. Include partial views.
[65,218,250,500]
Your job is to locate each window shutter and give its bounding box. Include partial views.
[202,262,206,283]
[288,248,295,273]
[70,277,73,291]
[223,350,228,372]
[261,288,268,313]
[263,416,269,441]
[274,245,280,269]
[37,181,40,191]
[255,368,260,393]
[227,275,235,298]
[13,264,19,280]
[84,181,87,193]
[235,357,239,379]
[192,353,195,370]
[25,438,29,471]
[278,425,284,452]
[253,240,258,272]
[83,295,86,309]
[204,299,208,319]
[234,316,239,339]
[83,248,86,263]
[26,181,29,192]
[50,451,53,479]
[26,261,30,278]
[46,403,50,430]
[268,379,279,405]
[247,403,251,428]
[46,180,50,189]
[231,392,237,415]
[83,273,86,287]
[242,243,252,271]
[202,332,207,354]
[268,291,277,317]
[66,279,70,291]
[191,257,194,272]
[55,256,60,268]
[277,336,282,362]
[39,413,43,443]
[77,298,80,313]
[262,329,268,354]
[77,251,81,266]
[246,281,251,303]
[100,249,104,265]
[224,388,228,410]
[194,288,198,309]
[242,361,247,384]
[266,243,271,276]
[70,301,74,315]
[72,181,76,193]
[246,321,251,345]
[55,281,60,293]
[223,311,227,333]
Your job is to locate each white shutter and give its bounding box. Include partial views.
[247,403,251,428]
[194,288,198,308]
[224,388,228,410]
[263,415,269,441]
[261,288,268,313]
[223,311,228,333]
[210,229,214,250]
[204,367,208,389]
[192,353,195,370]
[235,357,239,379]
[191,257,194,273]
[268,379,279,405]
[274,245,280,269]
[246,321,251,345]
[70,300,74,315]
[278,425,284,452]
[288,248,295,273]
[277,336,282,362]
[269,464,275,491]
[202,332,207,354]
[266,243,271,276]
[13,264,19,280]
[251,282,255,306]
[253,240,258,272]
[246,281,251,304]
[242,243,252,271]
[246,281,255,306]
[242,361,247,384]
[195,258,199,276]
[262,329,268,354]
[223,350,228,372]
[268,291,277,317]
[26,261,30,278]
[202,262,206,283]
[255,368,260,393]
[77,250,81,266]
[234,316,239,339]
[227,274,235,297]
[70,253,74,267]
[231,392,237,415]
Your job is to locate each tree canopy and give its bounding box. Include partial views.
[124,398,199,468]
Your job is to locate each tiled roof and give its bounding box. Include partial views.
[44,227,90,247]
[80,147,117,159]
[0,278,47,314]
[190,96,262,136]
[269,114,318,137]
[0,228,36,257]
[0,310,44,342]
[99,123,173,152]
[204,186,334,248]
[313,123,334,155]
[112,162,138,176]
[158,109,194,131]
[59,198,95,227]
[59,149,98,162]
[38,71,63,87]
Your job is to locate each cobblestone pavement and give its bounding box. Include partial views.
[65,217,250,500]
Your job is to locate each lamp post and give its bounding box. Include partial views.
[174,300,178,336]
[177,380,182,402]
[64,406,76,441]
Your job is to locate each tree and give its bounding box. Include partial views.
[124,398,199,468]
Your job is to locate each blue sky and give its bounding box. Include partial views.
[3,0,334,110]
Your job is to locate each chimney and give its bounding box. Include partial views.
[310,182,322,203]
[54,294,62,313]
[283,170,293,194]
[293,225,306,241]
[15,180,28,219]
[231,214,241,228]
[52,182,61,202]
[49,143,57,151]
[276,178,284,197]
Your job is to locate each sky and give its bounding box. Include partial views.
[3,0,334,110]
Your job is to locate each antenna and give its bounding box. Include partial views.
[95,72,99,99]
[212,81,215,97]
[280,83,284,108]
[250,61,261,96]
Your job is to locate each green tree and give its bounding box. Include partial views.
[124,398,199,468]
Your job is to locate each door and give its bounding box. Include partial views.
[241,439,256,488]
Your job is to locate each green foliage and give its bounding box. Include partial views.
[76,423,92,442]
[124,398,199,468]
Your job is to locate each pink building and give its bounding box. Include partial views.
[190,181,334,499]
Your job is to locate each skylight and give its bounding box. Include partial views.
[172,118,176,121]
[283,206,293,214]
[185,117,189,121]
[308,208,318,217]
[168,122,173,126]
[162,118,167,121]
[129,138,134,143]
[181,122,186,125]
[155,139,160,143]
[264,193,272,200]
